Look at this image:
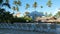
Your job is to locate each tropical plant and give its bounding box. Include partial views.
[24,16,32,22]
[0,0,13,23]
[0,0,3,4]
[12,0,21,17]
[15,6,19,11]
[24,11,30,16]
[2,3,11,8]
[0,0,10,8]
[33,2,37,9]
[6,0,9,3]
[12,6,15,11]
[17,0,21,6]
[54,11,60,18]
[40,6,43,8]
[13,0,21,11]
[47,0,52,7]
[25,4,30,9]
[0,9,13,23]
[13,0,17,6]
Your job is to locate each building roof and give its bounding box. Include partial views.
[35,16,58,22]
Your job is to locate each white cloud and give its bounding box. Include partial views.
[53,8,59,15]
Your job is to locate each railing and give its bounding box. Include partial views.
[0,23,56,32]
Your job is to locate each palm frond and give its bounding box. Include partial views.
[17,0,21,6]
[33,2,37,8]
[0,0,3,4]
[25,4,30,9]
[2,3,11,8]
[47,0,52,7]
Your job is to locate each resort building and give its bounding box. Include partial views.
[35,16,60,22]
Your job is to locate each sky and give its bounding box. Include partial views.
[4,0,60,16]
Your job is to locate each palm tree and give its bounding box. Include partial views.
[33,2,37,10]
[4,0,11,8]
[0,0,10,8]
[12,6,16,14]
[0,0,13,23]
[47,0,52,7]
[25,4,30,9]
[12,6,15,11]
[14,0,21,6]
[13,0,17,6]
[12,6,20,17]
[55,11,60,18]
[25,11,30,16]
[13,0,21,15]
[17,0,21,6]
[15,6,19,12]
[24,4,30,17]
[13,0,21,11]
[2,3,11,8]
[12,0,17,13]
[6,0,9,3]
[0,0,3,4]
[40,6,43,8]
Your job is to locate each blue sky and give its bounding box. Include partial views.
[4,0,60,16]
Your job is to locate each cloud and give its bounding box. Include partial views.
[53,8,59,15]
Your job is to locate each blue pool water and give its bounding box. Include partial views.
[0,23,59,34]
